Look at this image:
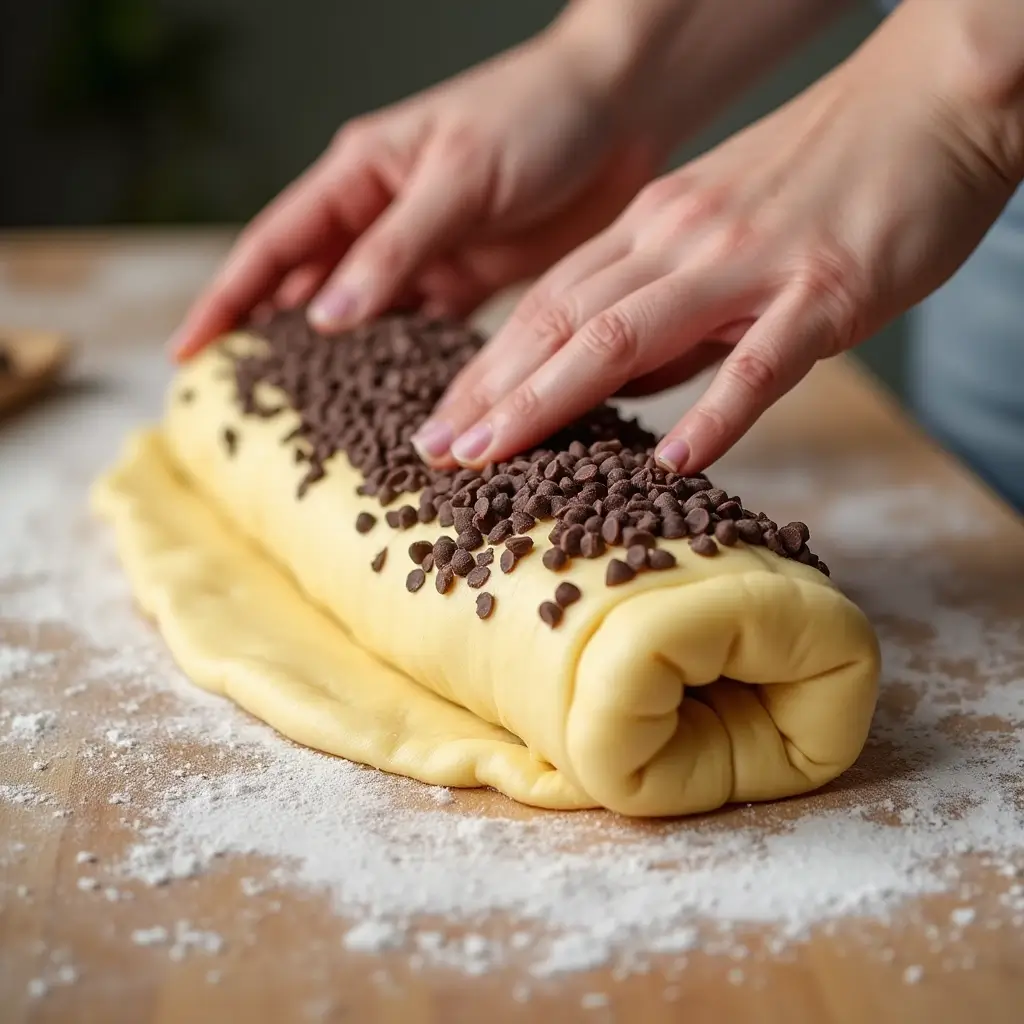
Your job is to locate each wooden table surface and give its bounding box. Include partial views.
[1,231,1023,1024]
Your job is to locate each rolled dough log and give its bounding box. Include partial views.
[93,335,880,816]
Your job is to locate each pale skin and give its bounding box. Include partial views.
[172,0,1024,476]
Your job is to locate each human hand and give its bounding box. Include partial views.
[169,17,668,361]
[416,0,1024,475]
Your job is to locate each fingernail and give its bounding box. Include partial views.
[411,419,454,461]
[655,438,690,473]
[450,422,493,464]
[308,289,358,330]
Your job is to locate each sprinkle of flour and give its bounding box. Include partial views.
[2,347,1024,979]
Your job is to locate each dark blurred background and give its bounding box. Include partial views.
[0,0,904,393]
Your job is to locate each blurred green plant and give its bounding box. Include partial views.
[40,0,230,221]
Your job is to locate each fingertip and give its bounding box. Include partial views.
[411,418,455,464]
[654,437,691,474]
[308,288,360,332]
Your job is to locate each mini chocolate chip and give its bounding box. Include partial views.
[584,515,604,534]
[385,510,402,528]
[371,548,388,573]
[451,549,475,576]
[433,536,458,567]
[684,508,711,536]
[549,495,568,515]
[505,536,534,556]
[622,528,655,549]
[421,553,434,572]
[542,547,569,571]
[222,427,238,457]
[356,512,377,534]
[476,548,494,566]
[417,504,437,524]
[560,525,585,557]
[647,548,677,570]
[736,519,763,544]
[605,559,636,586]
[466,565,491,588]
[511,510,537,534]
[538,601,563,628]
[818,561,830,577]
[716,500,741,520]
[453,507,476,534]
[435,564,455,594]
[778,522,809,555]
[715,520,738,546]
[397,505,418,529]
[555,582,582,608]
[690,534,718,557]
[573,463,599,484]
[601,517,623,545]
[580,532,605,559]
[476,592,495,619]
[406,568,426,592]
[626,545,649,571]
[525,494,551,518]
[488,519,514,545]
[457,527,484,551]
[409,540,434,564]
[661,515,687,540]
[438,502,455,528]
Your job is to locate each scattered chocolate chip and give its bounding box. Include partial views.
[433,536,457,567]
[560,525,585,557]
[488,519,514,544]
[371,549,387,573]
[356,512,377,534]
[476,592,495,619]
[222,427,238,457]
[684,508,711,535]
[580,532,605,559]
[438,502,455,528]
[466,565,491,588]
[778,521,810,555]
[736,519,763,544]
[435,564,455,594]
[406,568,426,592]
[409,540,433,564]
[662,515,687,540]
[601,517,623,546]
[457,527,484,551]
[499,549,518,574]
[715,520,738,546]
[505,536,534,557]
[647,549,677,570]
[626,545,649,571]
[538,601,563,628]
[451,549,475,576]
[396,505,418,529]
[554,582,582,608]
[542,547,569,572]
[690,534,718,557]
[421,553,434,572]
[623,528,656,549]
[605,559,636,586]
[511,510,537,534]
[476,548,494,566]
[525,494,551,518]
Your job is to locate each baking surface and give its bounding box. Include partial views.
[1,231,1023,1024]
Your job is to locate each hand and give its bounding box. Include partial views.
[169,24,665,361]
[416,0,1024,475]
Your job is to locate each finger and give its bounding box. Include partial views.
[614,340,731,397]
[274,261,339,310]
[412,253,657,465]
[653,292,824,474]
[447,274,739,467]
[308,140,490,331]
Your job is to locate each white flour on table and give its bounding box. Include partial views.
[1,348,1023,984]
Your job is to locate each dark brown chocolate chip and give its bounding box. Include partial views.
[715,520,738,546]
[476,592,495,619]
[542,547,569,571]
[661,515,687,540]
[736,519,763,544]
[435,564,455,594]
[371,549,388,573]
[623,528,656,549]
[451,549,475,576]
[690,534,718,557]
[684,508,711,535]
[601,517,623,545]
[406,568,426,592]
[457,527,484,551]
[573,463,599,484]
[538,601,563,628]
[605,558,636,586]
[626,544,649,571]
[385,510,402,528]
[417,504,437,524]
[488,519,514,545]
[778,522,809,555]
[560,525,585,557]
[476,548,494,566]
[525,494,551,519]
[356,512,377,534]
[584,515,604,534]
[499,549,518,574]
[421,553,434,572]
[396,505,418,529]
[511,510,537,534]
[409,540,434,564]
[505,536,534,557]
[647,548,677,570]
[453,507,476,534]
[466,565,491,589]
[818,561,830,577]
[433,536,458,567]
[580,532,605,559]
[555,582,582,608]
[222,427,238,457]
[438,502,455,528]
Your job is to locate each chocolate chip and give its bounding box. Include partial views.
[580,532,605,559]
[476,548,494,566]
[433,564,452,594]
[505,536,534,556]
[476,592,495,619]
[684,508,711,535]
[409,540,433,564]
[736,519,763,544]
[573,463,599,484]
[222,427,238,457]
[542,547,569,571]
[438,502,455,528]
[605,559,636,586]
[584,515,604,534]
[818,561,830,577]
[560,525,585,557]
[466,565,491,588]
[371,548,388,573]
[554,582,582,608]
[511,510,537,534]
[778,522,809,555]
[451,549,475,576]
[538,601,563,628]
[715,520,738,546]
[690,534,718,557]
[626,545,649,571]
[406,568,426,592]
[396,505,418,529]
[433,536,457,567]
[623,528,655,549]
[661,515,687,540]
[457,527,484,551]
[525,494,551,518]
[488,519,514,544]
[453,507,476,534]
[601,517,623,545]
[647,549,677,570]
[356,512,377,534]
[499,549,518,574]
[421,553,434,572]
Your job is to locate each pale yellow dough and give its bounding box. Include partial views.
[93,336,880,816]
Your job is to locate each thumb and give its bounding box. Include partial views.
[308,137,490,330]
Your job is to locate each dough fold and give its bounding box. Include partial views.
[93,339,880,815]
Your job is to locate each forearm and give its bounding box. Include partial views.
[548,0,854,147]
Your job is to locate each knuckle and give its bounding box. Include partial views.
[360,232,407,280]
[791,245,867,348]
[631,176,681,217]
[663,184,732,233]
[698,217,755,264]
[507,382,540,420]
[330,116,374,154]
[724,348,780,398]
[579,308,640,367]
[526,301,580,355]
[438,123,486,175]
